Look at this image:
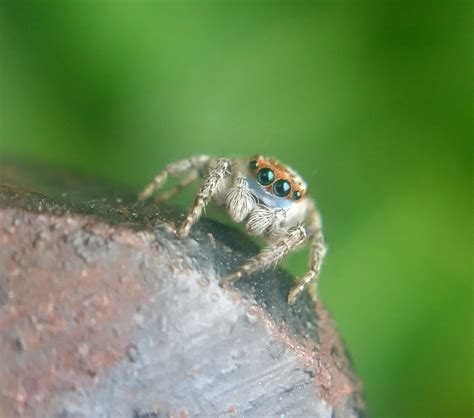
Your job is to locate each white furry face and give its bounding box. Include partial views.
[247,156,307,202]
[209,156,311,237]
[241,156,309,234]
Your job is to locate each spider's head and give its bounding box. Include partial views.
[247,156,307,204]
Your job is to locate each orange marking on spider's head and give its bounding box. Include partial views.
[248,156,307,201]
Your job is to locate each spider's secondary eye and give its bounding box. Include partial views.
[249,160,259,170]
[273,179,291,197]
[292,190,302,200]
[256,168,275,186]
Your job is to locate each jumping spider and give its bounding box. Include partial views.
[139,155,326,304]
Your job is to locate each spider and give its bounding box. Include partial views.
[138,155,326,304]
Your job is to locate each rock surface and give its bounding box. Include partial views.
[0,160,365,418]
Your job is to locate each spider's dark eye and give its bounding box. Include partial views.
[249,160,259,170]
[292,190,302,201]
[256,168,275,186]
[273,179,291,197]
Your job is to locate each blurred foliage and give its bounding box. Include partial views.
[0,1,472,416]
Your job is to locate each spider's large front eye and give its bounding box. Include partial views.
[257,168,275,186]
[273,179,291,197]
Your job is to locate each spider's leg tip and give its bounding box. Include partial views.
[220,271,242,287]
[287,293,297,305]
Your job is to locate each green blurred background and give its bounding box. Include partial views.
[0,1,472,416]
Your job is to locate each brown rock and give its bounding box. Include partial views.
[0,160,365,418]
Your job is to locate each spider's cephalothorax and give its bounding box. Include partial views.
[139,155,326,304]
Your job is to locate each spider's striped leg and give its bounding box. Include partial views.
[288,203,326,304]
[221,224,307,286]
[138,155,211,201]
[178,158,232,237]
[155,170,200,202]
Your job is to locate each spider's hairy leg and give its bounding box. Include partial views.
[155,170,199,202]
[138,155,211,201]
[288,203,326,304]
[226,174,255,222]
[221,224,307,286]
[178,158,232,237]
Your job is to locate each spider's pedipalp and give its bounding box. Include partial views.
[246,205,286,236]
[226,175,254,223]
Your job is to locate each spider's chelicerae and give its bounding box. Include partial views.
[139,155,326,304]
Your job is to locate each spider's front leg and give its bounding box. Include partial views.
[138,155,211,202]
[287,203,326,304]
[221,223,308,286]
[178,158,232,237]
